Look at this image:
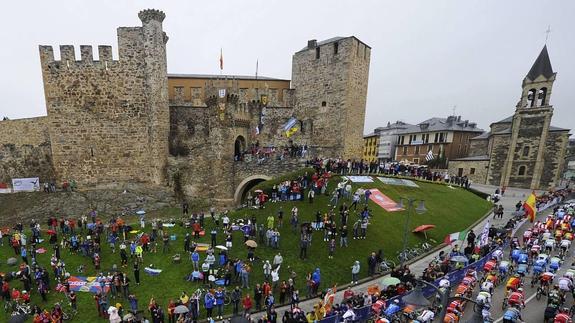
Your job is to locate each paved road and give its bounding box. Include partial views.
[459,197,573,322]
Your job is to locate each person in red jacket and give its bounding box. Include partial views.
[554,308,573,323]
[242,294,253,315]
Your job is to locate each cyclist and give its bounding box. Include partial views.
[481,277,495,294]
[553,307,573,323]
[530,243,541,258]
[550,256,562,272]
[493,248,504,262]
[533,257,547,276]
[383,299,401,320]
[517,251,529,265]
[543,229,552,241]
[482,303,494,322]
[476,289,492,306]
[558,274,573,297]
[502,305,523,323]
[510,248,522,264]
[522,230,532,245]
[483,259,497,273]
[545,238,555,254]
[505,274,522,295]
[559,238,571,257]
[540,271,555,293]
[499,260,512,278]
[415,307,435,323]
[548,285,564,306]
[507,288,525,308]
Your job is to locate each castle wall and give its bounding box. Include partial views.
[448,160,489,184]
[469,138,489,156]
[38,10,169,186]
[292,37,370,159]
[0,117,54,183]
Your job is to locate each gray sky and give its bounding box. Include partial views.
[1,0,573,135]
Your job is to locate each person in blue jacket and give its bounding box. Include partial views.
[215,287,225,319]
[312,268,321,295]
[191,250,200,271]
[204,290,215,320]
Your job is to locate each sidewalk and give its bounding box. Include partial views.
[248,184,534,320]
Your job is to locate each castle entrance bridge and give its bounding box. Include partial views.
[232,157,306,205]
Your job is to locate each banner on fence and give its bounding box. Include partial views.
[343,176,374,183]
[11,177,40,192]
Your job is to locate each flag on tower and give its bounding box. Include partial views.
[219,48,223,70]
[523,191,537,223]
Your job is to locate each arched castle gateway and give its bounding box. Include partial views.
[0,9,371,206]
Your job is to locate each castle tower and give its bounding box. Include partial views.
[291,37,370,159]
[500,45,558,189]
[39,9,169,186]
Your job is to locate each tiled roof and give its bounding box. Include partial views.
[396,117,483,134]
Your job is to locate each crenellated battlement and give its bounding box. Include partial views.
[38,44,120,70]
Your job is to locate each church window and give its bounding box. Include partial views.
[537,88,547,107]
[518,166,526,176]
[527,89,537,107]
[315,47,320,59]
[522,146,530,157]
[321,101,327,107]
[333,42,339,55]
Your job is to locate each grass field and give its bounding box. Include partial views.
[0,173,491,322]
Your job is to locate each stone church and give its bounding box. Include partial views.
[449,45,570,190]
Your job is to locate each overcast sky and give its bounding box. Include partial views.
[1,0,573,135]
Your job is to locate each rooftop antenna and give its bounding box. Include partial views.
[545,25,551,44]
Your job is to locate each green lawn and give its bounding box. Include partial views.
[0,173,490,322]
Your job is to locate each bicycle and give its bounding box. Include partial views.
[379,259,396,272]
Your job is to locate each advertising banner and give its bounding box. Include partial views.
[378,177,419,188]
[12,178,40,192]
[67,276,111,294]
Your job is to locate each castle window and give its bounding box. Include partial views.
[537,88,547,107]
[321,101,327,107]
[527,88,537,107]
[333,42,339,55]
[470,168,476,175]
[522,146,530,157]
[315,47,320,59]
[518,166,526,176]
[413,158,419,164]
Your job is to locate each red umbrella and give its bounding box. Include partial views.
[46,230,56,235]
[412,224,435,239]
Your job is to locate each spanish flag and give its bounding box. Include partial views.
[523,192,537,223]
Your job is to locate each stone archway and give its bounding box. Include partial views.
[234,135,246,161]
[234,174,272,205]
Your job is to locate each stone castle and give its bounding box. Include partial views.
[0,9,371,205]
[449,45,570,190]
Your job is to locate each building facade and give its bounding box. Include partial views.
[362,133,379,162]
[0,10,371,205]
[393,116,483,165]
[449,46,570,189]
[374,121,412,162]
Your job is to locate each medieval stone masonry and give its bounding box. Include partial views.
[0,9,371,205]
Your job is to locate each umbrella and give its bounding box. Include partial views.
[412,224,436,239]
[254,189,263,193]
[245,240,258,248]
[450,255,469,263]
[174,305,189,314]
[215,245,228,251]
[136,210,146,215]
[381,276,401,287]
[123,313,135,321]
[47,229,56,235]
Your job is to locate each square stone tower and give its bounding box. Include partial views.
[38,9,169,186]
[291,37,371,159]
[496,45,570,189]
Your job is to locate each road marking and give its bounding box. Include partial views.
[493,292,538,323]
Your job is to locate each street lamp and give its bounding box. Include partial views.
[396,198,427,266]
